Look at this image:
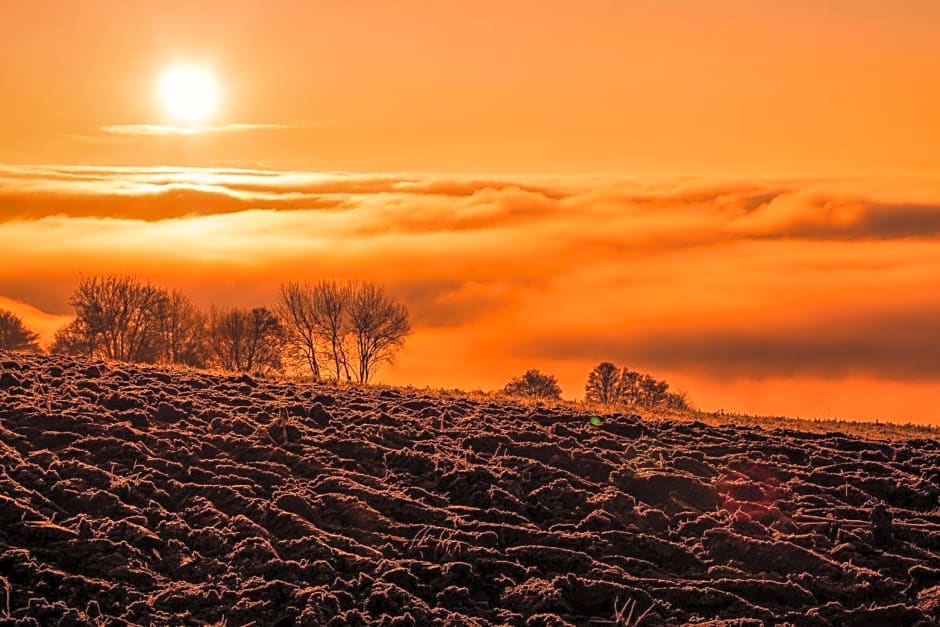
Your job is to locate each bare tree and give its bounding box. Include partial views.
[585,362,620,404]
[346,282,411,383]
[0,310,41,352]
[158,290,208,367]
[503,369,562,400]
[313,280,353,381]
[68,275,168,362]
[208,307,285,374]
[280,280,408,383]
[279,282,323,381]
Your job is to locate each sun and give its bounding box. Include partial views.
[157,65,220,125]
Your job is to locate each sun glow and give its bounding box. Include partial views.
[157,65,220,125]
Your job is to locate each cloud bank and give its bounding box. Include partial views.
[1,165,939,420]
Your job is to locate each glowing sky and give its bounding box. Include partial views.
[2,2,939,423]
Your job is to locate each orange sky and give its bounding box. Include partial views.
[2,2,940,424]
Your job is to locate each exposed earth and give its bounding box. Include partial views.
[1,352,939,625]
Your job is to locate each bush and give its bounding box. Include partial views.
[503,369,562,400]
[585,361,689,410]
[208,307,285,374]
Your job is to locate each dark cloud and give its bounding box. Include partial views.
[609,186,791,213]
[768,201,940,240]
[0,277,75,317]
[390,277,530,328]
[514,304,940,381]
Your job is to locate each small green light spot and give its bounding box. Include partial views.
[590,416,603,426]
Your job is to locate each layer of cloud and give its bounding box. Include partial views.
[2,166,940,244]
[1,165,939,420]
[0,165,569,221]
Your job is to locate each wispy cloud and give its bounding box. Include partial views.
[65,123,297,144]
[64,134,132,146]
[99,123,292,137]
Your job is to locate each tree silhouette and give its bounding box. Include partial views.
[158,290,208,367]
[616,368,642,404]
[0,310,41,352]
[208,307,285,374]
[50,320,93,356]
[67,275,168,362]
[280,280,408,383]
[637,374,669,409]
[314,280,354,381]
[346,282,411,384]
[609,365,688,410]
[585,361,620,404]
[503,369,562,400]
[53,276,212,367]
[279,282,324,381]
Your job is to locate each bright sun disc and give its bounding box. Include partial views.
[158,65,220,125]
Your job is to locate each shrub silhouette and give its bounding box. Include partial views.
[621,369,687,409]
[503,369,562,400]
[585,362,689,410]
[0,310,41,352]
